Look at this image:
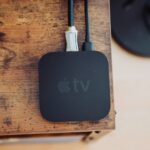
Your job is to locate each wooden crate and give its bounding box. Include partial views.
[0,0,115,143]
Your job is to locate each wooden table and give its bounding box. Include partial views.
[0,0,115,142]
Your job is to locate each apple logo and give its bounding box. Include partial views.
[57,79,71,94]
[57,78,91,94]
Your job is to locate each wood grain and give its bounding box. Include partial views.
[0,0,115,137]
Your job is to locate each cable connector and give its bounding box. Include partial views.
[82,41,94,51]
[66,26,79,51]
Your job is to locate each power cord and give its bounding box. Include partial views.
[66,0,79,52]
[82,0,94,51]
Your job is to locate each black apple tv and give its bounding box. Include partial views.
[39,51,110,122]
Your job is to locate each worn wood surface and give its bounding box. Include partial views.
[0,0,115,137]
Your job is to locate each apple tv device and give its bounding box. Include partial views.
[39,51,110,122]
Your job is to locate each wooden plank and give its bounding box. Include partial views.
[0,0,115,136]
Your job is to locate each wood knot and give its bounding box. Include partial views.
[0,96,8,110]
[0,32,5,41]
[0,47,16,69]
[0,21,4,26]
[3,117,12,126]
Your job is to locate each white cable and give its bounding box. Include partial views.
[66,26,79,52]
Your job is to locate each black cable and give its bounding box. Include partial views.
[68,0,74,26]
[85,0,91,42]
[82,0,94,51]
